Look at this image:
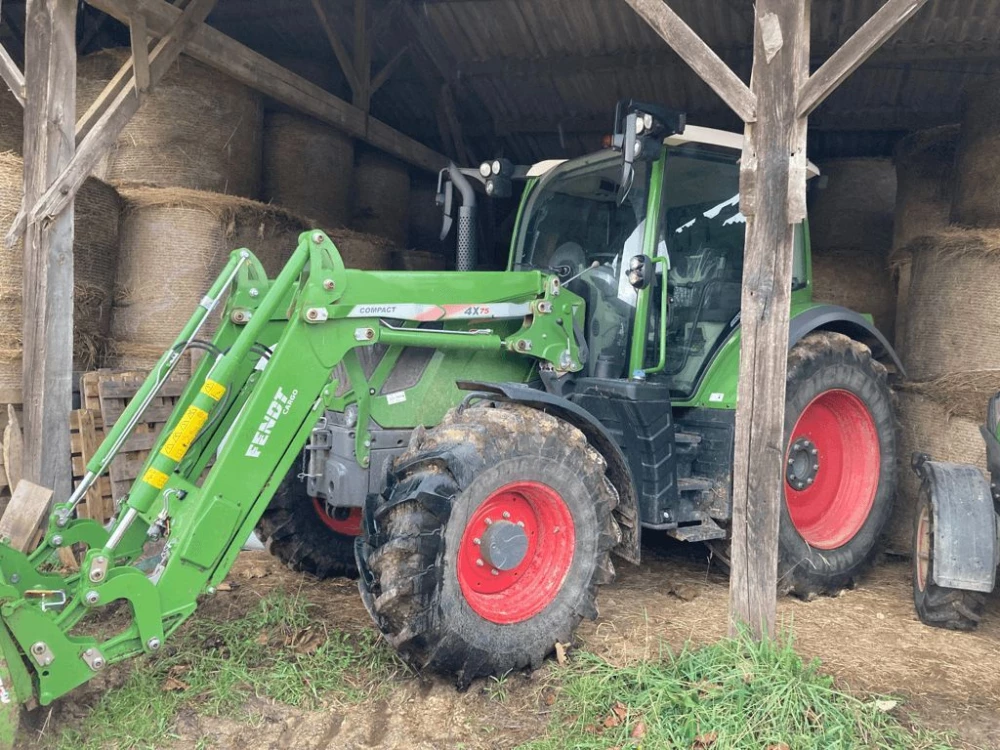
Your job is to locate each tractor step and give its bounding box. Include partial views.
[667,516,727,543]
[677,476,714,493]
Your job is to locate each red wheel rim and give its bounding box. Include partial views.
[784,389,880,550]
[312,498,363,536]
[457,481,575,624]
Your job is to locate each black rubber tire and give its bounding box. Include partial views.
[778,331,898,597]
[357,402,620,688]
[912,485,985,631]
[257,472,359,579]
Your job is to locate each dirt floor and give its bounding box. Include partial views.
[33,539,1000,749]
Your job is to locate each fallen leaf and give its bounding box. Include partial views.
[240,564,270,580]
[255,632,269,646]
[603,713,621,729]
[289,628,325,656]
[555,641,569,665]
[874,699,898,713]
[693,731,718,749]
[611,701,628,721]
[670,584,699,602]
[767,744,790,750]
[167,664,190,677]
[162,676,189,692]
[542,690,556,707]
[583,723,600,735]
[631,720,646,739]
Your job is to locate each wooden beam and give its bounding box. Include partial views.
[371,42,409,94]
[85,0,448,172]
[7,0,217,245]
[727,0,808,639]
[129,10,150,94]
[0,40,24,105]
[621,0,756,123]
[797,0,931,117]
[310,0,360,97]
[75,49,134,143]
[353,0,370,111]
[0,480,53,552]
[21,0,77,502]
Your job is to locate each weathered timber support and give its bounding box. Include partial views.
[21,0,77,499]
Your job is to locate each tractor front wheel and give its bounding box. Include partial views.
[779,331,897,596]
[357,403,619,687]
[257,473,360,579]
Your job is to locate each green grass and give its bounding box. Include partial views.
[50,590,401,750]
[522,633,955,750]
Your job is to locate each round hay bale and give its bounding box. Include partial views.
[890,390,987,553]
[77,49,263,197]
[901,228,1000,381]
[893,125,958,248]
[108,187,309,371]
[953,75,1000,227]
[809,158,896,254]
[262,112,354,229]
[810,248,895,343]
[0,87,23,155]
[352,149,410,246]
[0,153,121,391]
[327,228,395,270]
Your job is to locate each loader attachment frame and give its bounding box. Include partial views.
[0,231,586,737]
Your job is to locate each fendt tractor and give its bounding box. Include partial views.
[0,101,901,740]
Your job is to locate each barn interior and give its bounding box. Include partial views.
[0,0,996,551]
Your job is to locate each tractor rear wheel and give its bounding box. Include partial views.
[779,331,897,596]
[257,472,360,579]
[357,403,619,687]
[912,487,985,630]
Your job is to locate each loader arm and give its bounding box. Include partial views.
[0,231,585,735]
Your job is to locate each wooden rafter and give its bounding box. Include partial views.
[621,0,756,123]
[7,0,218,245]
[353,0,370,111]
[798,0,930,117]
[86,0,447,172]
[129,10,150,95]
[0,41,24,106]
[371,43,410,94]
[310,0,361,96]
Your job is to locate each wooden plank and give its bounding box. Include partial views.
[2,405,22,494]
[20,0,77,503]
[797,0,930,118]
[0,41,24,106]
[353,0,370,111]
[310,0,360,96]
[7,0,219,244]
[85,0,448,173]
[727,0,806,639]
[130,10,151,94]
[0,480,53,552]
[74,408,109,521]
[622,0,756,123]
[371,43,409,94]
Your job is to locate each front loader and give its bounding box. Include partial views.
[0,102,903,741]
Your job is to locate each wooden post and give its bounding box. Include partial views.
[353,0,371,112]
[21,0,77,500]
[727,0,808,638]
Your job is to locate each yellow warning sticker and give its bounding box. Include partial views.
[160,405,210,462]
[143,467,169,489]
[200,379,226,401]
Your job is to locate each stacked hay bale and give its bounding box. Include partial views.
[891,126,958,351]
[77,49,263,197]
[262,112,354,229]
[0,153,121,393]
[352,148,410,246]
[108,188,309,372]
[808,158,897,342]
[0,87,22,154]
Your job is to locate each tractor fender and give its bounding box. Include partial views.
[915,457,998,593]
[790,304,905,376]
[457,380,641,564]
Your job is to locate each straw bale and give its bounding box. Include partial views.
[262,112,354,230]
[353,149,410,246]
[77,49,263,197]
[810,248,895,343]
[890,390,987,553]
[901,228,1000,381]
[953,75,1000,227]
[809,158,896,254]
[0,87,22,155]
[0,153,121,391]
[893,125,958,249]
[328,227,396,270]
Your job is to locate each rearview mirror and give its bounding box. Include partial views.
[628,255,654,290]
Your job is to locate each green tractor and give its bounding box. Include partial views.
[0,101,900,740]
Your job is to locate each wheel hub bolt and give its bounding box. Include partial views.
[491,569,499,576]
[502,511,511,519]
[473,538,481,546]
[476,559,484,567]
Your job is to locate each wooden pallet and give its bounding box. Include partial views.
[70,409,113,522]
